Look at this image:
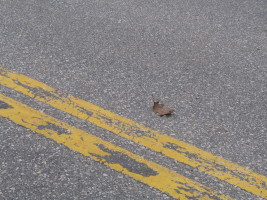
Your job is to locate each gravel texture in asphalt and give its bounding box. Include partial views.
[0,0,266,199]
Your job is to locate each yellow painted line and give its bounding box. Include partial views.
[0,94,233,200]
[0,66,266,198]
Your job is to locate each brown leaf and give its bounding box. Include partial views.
[152,101,174,116]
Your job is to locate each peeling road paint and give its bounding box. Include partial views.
[93,144,158,177]
[0,66,266,198]
[38,122,71,135]
[0,94,233,200]
[0,100,13,109]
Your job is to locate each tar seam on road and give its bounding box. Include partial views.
[0,66,266,199]
[0,94,234,200]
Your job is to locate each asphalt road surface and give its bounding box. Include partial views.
[0,0,266,199]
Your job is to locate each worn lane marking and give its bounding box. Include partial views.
[0,94,233,200]
[0,66,266,198]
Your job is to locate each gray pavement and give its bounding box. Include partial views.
[0,0,266,199]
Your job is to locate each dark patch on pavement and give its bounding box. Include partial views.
[175,181,220,200]
[76,106,93,117]
[96,114,114,125]
[38,122,71,135]
[93,144,158,177]
[127,128,154,138]
[0,100,13,109]
[96,114,155,138]
[164,142,199,159]
[163,142,186,150]
[14,80,69,100]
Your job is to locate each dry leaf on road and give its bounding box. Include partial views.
[152,101,174,116]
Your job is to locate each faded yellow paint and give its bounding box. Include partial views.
[0,66,266,198]
[0,94,233,200]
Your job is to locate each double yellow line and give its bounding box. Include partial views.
[0,66,266,199]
